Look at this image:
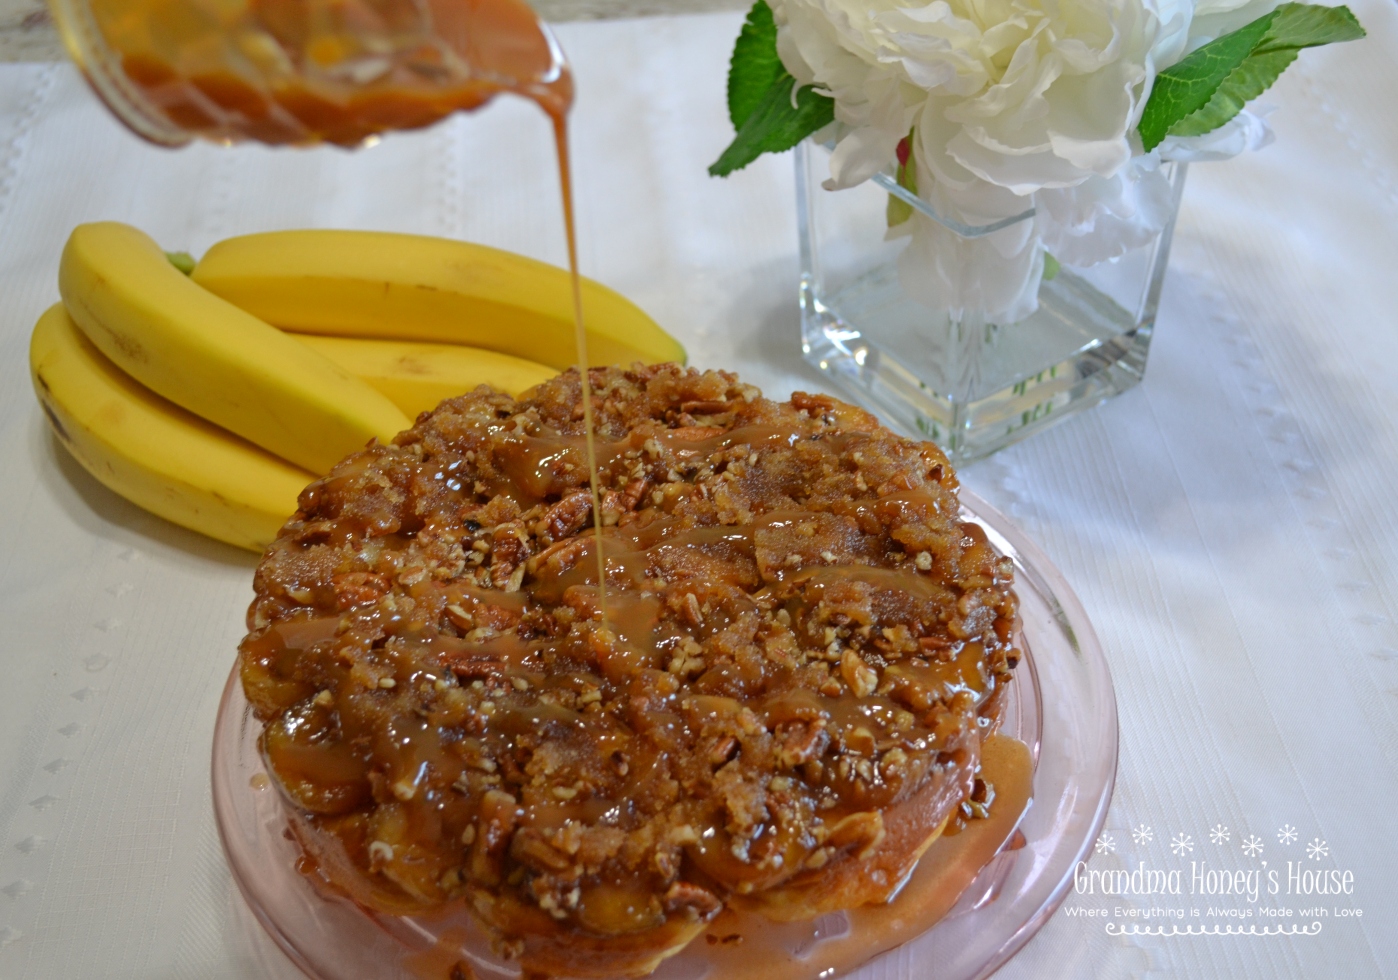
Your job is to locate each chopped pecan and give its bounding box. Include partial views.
[444,603,474,632]
[476,601,521,632]
[332,571,390,610]
[439,652,506,682]
[537,491,592,543]
[840,649,878,698]
[790,392,836,415]
[601,477,650,524]
[682,592,703,627]
[680,400,733,415]
[708,735,739,766]
[468,788,519,886]
[510,827,573,872]
[663,881,722,919]
[528,536,588,578]
[666,425,725,442]
[490,521,530,590]
[714,763,768,838]
[775,720,829,768]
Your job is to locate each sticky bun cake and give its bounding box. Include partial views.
[239,364,1020,977]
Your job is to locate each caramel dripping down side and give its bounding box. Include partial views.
[400,735,1033,980]
[683,734,1032,980]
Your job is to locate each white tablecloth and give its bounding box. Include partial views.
[1,4,1397,978]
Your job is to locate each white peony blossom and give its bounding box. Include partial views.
[1037,159,1177,267]
[773,0,1281,321]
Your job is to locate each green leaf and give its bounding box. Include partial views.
[709,74,834,177]
[1138,3,1364,151]
[1167,47,1298,138]
[728,1,784,130]
[887,133,918,228]
[886,194,913,227]
[1172,4,1365,139]
[1138,13,1275,150]
[711,0,835,177]
[165,251,195,275]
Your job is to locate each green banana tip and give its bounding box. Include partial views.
[165,251,196,276]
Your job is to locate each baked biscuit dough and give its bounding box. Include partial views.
[240,365,1019,977]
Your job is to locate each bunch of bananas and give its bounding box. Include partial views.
[30,222,684,552]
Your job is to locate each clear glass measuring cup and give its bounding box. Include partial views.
[47,0,570,147]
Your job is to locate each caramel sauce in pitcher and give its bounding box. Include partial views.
[57,0,573,146]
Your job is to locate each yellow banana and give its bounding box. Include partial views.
[294,335,556,417]
[58,222,411,474]
[30,304,312,553]
[189,229,687,371]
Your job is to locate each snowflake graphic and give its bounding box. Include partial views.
[1241,834,1265,857]
[1095,833,1116,855]
[1210,824,1231,845]
[1306,838,1329,861]
[1132,824,1153,845]
[1171,832,1194,856]
[1277,824,1299,845]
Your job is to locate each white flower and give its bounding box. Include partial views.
[894,179,1045,322]
[1037,156,1177,267]
[893,151,1177,321]
[773,0,1174,197]
[1188,0,1283,45]
[774,0,1283,321]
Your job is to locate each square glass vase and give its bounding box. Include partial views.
[796,139,1187,464]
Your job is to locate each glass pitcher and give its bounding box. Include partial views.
[46,0,570,148]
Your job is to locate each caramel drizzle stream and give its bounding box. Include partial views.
[549,112,609,627]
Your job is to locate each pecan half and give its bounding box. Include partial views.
[490,521,530,590]
[537,491,592,543]
[601,477,651,524]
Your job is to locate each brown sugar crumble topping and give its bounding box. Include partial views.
[239,364,1020,977]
